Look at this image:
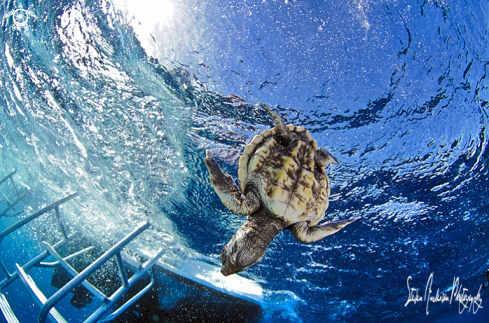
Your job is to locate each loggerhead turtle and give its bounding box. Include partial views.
[205,102,360,276]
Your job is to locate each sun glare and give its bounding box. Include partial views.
[112,0,177,58]
[113,0,175,26]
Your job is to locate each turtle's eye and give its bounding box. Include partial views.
[315,163,324,174]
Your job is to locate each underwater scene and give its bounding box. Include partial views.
[0,0,488,322]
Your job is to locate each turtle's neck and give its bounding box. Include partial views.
[220,206,289,275]
[244,207,288,247]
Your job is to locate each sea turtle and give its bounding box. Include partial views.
[205,102,360,276]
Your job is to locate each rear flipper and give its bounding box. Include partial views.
[205,151,260,215]
[290,217,360,243]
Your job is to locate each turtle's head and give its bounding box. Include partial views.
[220,221,271,276]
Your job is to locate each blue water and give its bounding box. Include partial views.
[0,0,488,322]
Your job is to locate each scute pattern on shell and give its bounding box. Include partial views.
[238,124,330,224]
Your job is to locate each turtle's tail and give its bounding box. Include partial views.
[259,102,293,145]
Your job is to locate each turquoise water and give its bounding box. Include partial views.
[1,0,488,322]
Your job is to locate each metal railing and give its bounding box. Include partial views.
[0,193,78,290]
[0,169,28,217]
[0,192,165,323]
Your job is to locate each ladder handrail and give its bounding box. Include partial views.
[0,193,78,245]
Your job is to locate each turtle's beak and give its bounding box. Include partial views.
[220,244,243,276]
[220,258,242,276]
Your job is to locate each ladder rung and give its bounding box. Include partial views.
[15,264,68,323]
[0,293,20,323]
[38,246,96,267]
[85,248,165,323]
[39,222,151,323]
[0,234,74,292]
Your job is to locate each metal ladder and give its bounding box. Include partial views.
[0,192,165,323]
[0,169,28,217]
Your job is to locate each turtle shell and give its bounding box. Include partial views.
[238,124,330,226]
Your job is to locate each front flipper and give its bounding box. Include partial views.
[290,217,360,243]
[205,151,260,215]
